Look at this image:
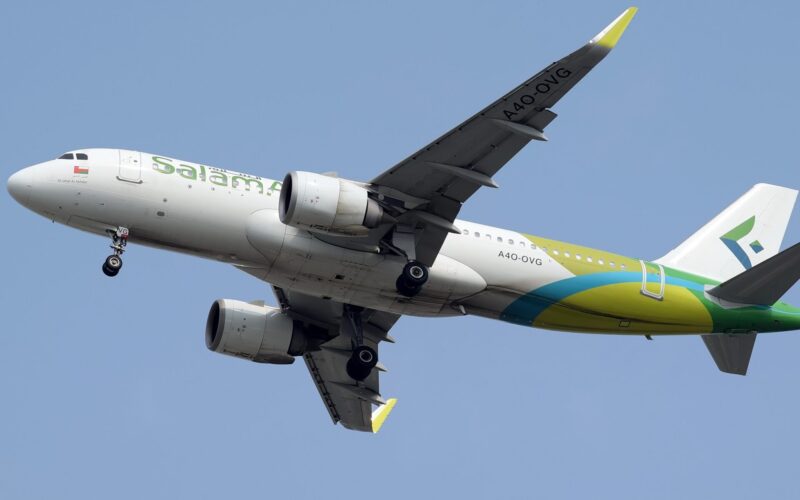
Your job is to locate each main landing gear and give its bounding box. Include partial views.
[344,305,378,381]
[395,260,429,297]
[102,227,129,277]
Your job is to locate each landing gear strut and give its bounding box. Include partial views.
[102,227,128,277]
[395,260,429,297]
[344,305,378,381]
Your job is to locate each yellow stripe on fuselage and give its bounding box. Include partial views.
[534,283,713,334]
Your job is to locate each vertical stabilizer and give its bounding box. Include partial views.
[656,184,797,281]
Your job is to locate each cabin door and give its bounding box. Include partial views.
[639,260,665,300]
[117,150,142,183]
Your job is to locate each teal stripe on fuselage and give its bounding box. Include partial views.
[500,271,707,326]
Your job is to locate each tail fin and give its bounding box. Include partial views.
[656,183,798,281]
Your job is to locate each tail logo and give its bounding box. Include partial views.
[720,216,763,269]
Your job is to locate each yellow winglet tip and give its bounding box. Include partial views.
[591,7,638,49]
[371,398,397,433]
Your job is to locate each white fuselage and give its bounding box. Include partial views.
[7,149,577,322]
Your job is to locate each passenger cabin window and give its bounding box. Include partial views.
[462,229,470,236]
[58,153,74,160]
[76,153,88,160]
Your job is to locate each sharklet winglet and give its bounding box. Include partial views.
[590,7,638,49]
[371,398,397,433]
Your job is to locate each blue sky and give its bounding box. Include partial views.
[2,1,799,498]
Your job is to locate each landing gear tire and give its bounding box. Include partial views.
[402,261,428,286]
[346,345,378,381]
[102,227,129,277]
[396,276,422,297]
[102,255,122,277]
[396,261,428,297]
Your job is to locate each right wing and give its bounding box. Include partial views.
[272,286,400,432]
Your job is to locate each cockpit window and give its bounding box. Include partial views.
[58,152,89,160]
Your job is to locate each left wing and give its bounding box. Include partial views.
[272,286,399,432]
[322,8,637,266]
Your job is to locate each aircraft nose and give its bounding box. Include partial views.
[7,167,33,205]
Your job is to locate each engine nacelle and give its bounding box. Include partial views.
[205,299,307,364]
[278,171,383,236]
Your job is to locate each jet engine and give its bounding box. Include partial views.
[278,171,384,236]
[205,299,308,364]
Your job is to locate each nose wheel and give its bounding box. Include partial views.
[102,255,123,277]
[395,260,429,297]
[102,227,129,277]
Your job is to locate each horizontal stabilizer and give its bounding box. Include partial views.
[707,242,800,306]
[702,334,757,376]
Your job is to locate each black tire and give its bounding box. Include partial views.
[102,263,118,277]
[346,345,378,381]
[402,261,428,286]
[396,276,421,297]
[104,255,123,271]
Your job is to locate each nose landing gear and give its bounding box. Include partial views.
[102,227,129,277]
[395,260,429,297]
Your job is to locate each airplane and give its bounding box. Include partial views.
[7,7,800,433]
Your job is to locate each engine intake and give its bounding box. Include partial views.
[205,299,307,364]
[279,171,383,236]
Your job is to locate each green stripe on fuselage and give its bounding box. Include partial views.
[501,234,800,335]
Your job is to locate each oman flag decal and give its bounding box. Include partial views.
[73,165,89,175]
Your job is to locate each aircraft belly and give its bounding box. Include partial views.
[533,283,714,334]
[262,232,486,317]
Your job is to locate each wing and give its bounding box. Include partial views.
[339,8,637,266]
[272,286,400,432]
